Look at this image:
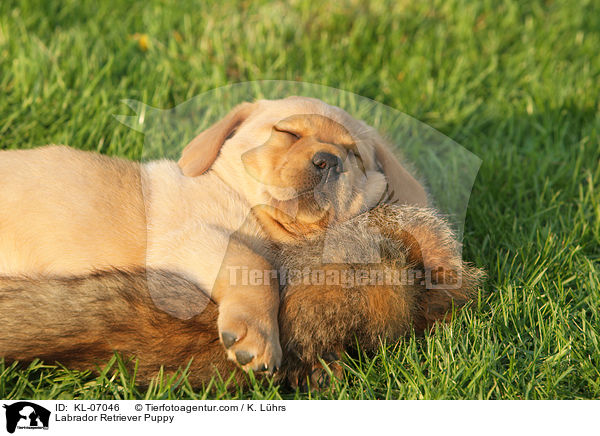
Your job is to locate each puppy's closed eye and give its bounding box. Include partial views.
[273,126,301,140]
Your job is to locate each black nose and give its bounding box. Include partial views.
[312,152,342,171]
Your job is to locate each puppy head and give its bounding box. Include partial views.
[240,112,391,235]
[178,97,428,241]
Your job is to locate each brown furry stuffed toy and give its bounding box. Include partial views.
[276,204,484,387]
[0,204,483,388]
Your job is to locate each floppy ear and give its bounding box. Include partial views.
[374,143,429,207]
[178,102,257,177]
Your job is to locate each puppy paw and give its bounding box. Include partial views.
[218,310,282,373]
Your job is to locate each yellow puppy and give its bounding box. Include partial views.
[0,96,427,372]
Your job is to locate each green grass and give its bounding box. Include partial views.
[1,0,599,399]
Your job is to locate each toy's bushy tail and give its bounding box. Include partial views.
[0,270,237,386]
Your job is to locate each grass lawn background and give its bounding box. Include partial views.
[0,0,598,399]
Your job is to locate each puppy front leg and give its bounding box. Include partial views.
[212,240,282,373]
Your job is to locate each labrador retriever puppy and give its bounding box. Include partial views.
[0,97,427,373]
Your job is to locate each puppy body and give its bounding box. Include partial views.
[0,146,259,288]
[0,146,278,370]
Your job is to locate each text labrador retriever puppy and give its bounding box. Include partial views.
[0,96,427,372]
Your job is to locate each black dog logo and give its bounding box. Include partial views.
[3,402,50,434]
